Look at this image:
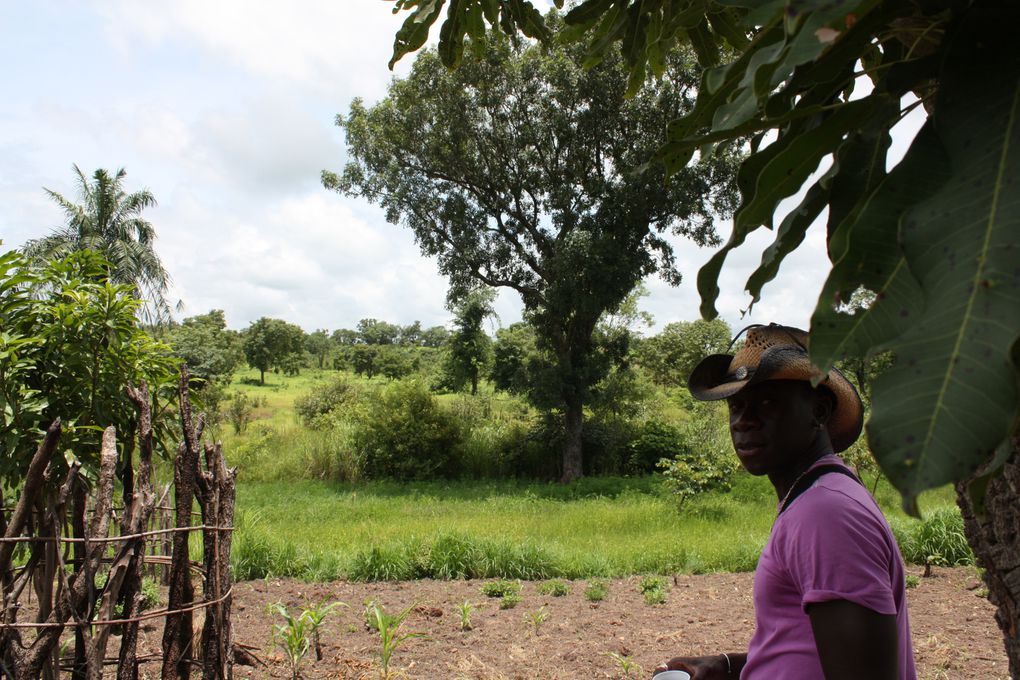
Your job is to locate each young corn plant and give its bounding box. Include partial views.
[302,598,347,661]
[457,600,477,631]
[368,602,430,680]
[524,606,548,635]
[268,602,311,680]
[604,651,643,680]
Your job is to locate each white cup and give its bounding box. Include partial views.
[652,672,692,680]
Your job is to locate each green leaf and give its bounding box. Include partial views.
[744,166,832,306]
[734,96,881,232]
[390,0,445,69]
[867,7,1020,509]
[810,121,949,372]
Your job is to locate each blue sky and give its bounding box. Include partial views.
[0,2,922,335]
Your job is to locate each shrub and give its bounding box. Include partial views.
[638,575,668,605]
[480,579,520,598]
[536,579,571,597]
[294,374,363,427]
[895,507,974,567]
[656,403,738,507]
[499,593,522,610]
[351,379,463,480]
[225,391,256,434]
[584,579,608,602]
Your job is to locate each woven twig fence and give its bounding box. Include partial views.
[0,366,237,680]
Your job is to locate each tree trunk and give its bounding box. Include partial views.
[259,368,265,385]
[956,436,1020,678]
[560,395,584,483]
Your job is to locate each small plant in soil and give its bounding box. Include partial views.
[268,602,311,680]
[584,579,609,602]
[457,600,477,631]
[524,606,548,635]
[499,593,522,610]
[639,576,668,605]
[302,598,347,660]
[537,579,571,597]
[604,651,643,679]
[480,579,520,598]
[905,575,920,589]
[367,601,430,680]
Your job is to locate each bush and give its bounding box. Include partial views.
[656,403,738,507]
[480,579,521,598]
[584,579,608,602]
[536,579,571,597]
[294,374,363,427]
[351,380,463,480]
[894,507,974,567]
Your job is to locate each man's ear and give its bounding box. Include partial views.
[813,388,835,424]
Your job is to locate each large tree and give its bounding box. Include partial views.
[242,317,305,385]
[23,165,175,325]
[384,0,1020,670]
[327,22,738,481]
[636,318,732,387]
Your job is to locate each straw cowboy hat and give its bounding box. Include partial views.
[687,324,864,453]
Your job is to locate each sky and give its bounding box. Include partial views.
[0,2,924,335]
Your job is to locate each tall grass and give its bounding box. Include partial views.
[230,473,966,582]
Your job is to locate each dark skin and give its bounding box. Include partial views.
[653,380,898,680]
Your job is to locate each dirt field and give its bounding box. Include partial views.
[128,566,1010,679]
[119,566,1003,676]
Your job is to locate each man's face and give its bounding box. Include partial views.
[725,380,824,477]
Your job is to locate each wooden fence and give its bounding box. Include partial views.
[0,367,237,680]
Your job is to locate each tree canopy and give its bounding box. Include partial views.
[326,21,738,480]
[22,165,176,325]
[242,317,305,384]
[166,309,243,385]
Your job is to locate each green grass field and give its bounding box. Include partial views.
[212,367,966,582]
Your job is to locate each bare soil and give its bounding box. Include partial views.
[132,566,1008,679]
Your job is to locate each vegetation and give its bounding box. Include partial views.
[536,579,570,597]
[327,20,739,482]
[21,165,175,324]
[165,309,244,385]
[638,575,668,605]
[366,602,429,680]
[384,2,1020,669]
[0,249,178,484]
[243,316,305,384]
[584,579,609,603]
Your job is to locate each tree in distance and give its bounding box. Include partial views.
[443,288,496,395]
[166,309,244,386]
[327,18,739,481]
[22,165,176,325]
[635,318,731,388]
[243,317,305,385]
[306,329,332,369]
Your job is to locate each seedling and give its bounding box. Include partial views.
[302,598,347,660]
[524,606,548,635]
[639,575,668,605]
[584,579,608,602]
[905,575,920,589]
[366,601,430,679]
[480,579,520,598]
[604,651,643,679]
[499,593,521,610]
[268,602,311,680]
[457,600,477,631]
[537,579,571,597]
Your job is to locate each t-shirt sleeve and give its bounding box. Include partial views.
[774,486,897,616]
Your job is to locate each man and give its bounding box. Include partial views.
[654,324,915,680]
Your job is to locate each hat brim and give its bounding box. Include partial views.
[688,346,864,453]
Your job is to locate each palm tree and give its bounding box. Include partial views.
[23,165,175,324]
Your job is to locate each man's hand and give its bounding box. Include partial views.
[650,653,743,679]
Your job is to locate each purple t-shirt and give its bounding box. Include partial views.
[742,455,916,679]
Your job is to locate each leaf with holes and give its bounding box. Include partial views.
[866,9,1020,512]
